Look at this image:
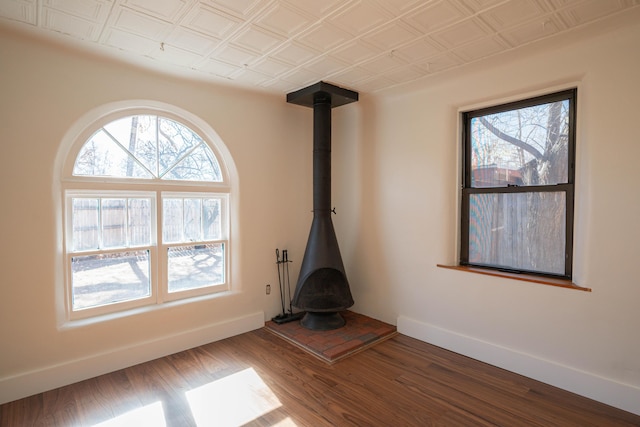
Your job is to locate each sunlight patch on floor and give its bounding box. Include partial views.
[92,401,166,427]
[186,367,287,426]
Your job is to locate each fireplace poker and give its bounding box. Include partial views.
[283,249,293,315]
[275,249,286,316]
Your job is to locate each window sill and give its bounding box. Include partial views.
[59,289,239,330]
[436,264,591,292]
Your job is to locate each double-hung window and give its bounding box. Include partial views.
[64,113,230,319]
[460,89,576,279]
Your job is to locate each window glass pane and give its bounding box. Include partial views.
[104,115,158,176]
[128,198,151,246]
[73,130,154,179]
[470,99,569,187]
[102,199,127,248]
[184,198,202,241]
[71,250,150,310]
[72,198,99,251]
[203,198,221,240]
[163,198,183,243]
[158,118,201,176]
[163,144,222,182]
[167,244,224,293]
[469,192,566,275]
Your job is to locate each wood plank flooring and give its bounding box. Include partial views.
[1,328,639,426]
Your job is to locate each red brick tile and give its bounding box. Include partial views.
[264,311,396,363]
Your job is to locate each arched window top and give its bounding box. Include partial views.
[73,114,223,182]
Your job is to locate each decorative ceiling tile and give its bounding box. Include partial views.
[459,0,509,13]
[104,28,158,54]
[230,67,271,85]
[359,52,407,75]
[150,44,201,66]
[0,0,37,25]
[42,8,100,40]
[357,75,397,92]
[207,0,268,19]
[250,57,291,77]
[44,0,110,21]
[1,0,638,94]
[430,18,490,49]
[479,0,549,31]
[199,57,241,77]
[280,68,322,86]
[328,0,392,36]
[113,7,172,40]
[393,36,443,63]
[259,77,299,93]
[500,15,563,46]
[230,25,284,54]
[558,1,625,26]
[546,0,589,7]
[382,64,427,83]
[166,26,221,55]
[302,55,349,76]
[416,52,462,73]
[270,41,319,66]
[212,43,261,66]
[452,35,507,61]
[254,2,312,38]
[362,20,420,52]
[403,1,470,34]
[373,0,427,16]
[121,0,187,21]
[183,4,242,39]
[296,23,351,53]
[282,0,347,19]
[329,66,373,86]
[331,40,382,64]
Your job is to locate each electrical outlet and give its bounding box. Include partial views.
[266,284,271,295]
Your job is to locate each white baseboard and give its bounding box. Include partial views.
[0,311,264,405]
[397,315,640,416]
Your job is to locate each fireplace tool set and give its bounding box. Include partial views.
[272,248,304,324]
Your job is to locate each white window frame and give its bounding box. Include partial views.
[60,103,233,321]
[64,190,158,318]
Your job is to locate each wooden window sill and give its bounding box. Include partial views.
[436,264,591,292]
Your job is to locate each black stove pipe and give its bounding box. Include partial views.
[313,93,331,214]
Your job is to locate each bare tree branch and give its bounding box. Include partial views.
[478,116,543,159]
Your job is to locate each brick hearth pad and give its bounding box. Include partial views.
[264,311,397,363]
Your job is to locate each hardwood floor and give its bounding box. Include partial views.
[1,328,639,426]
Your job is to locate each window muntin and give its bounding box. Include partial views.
[64,112,230,319]
[461,89,576,279]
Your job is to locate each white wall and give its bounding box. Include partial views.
[335,16,640,415]
[0,27,316,403]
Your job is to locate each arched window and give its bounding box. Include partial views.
[62,106,233,319]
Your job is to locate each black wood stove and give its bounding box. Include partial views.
[286,81,358,331]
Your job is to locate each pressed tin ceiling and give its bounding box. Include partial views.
[0,0,638,94]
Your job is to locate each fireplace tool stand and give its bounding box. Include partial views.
[272,248,304,324]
